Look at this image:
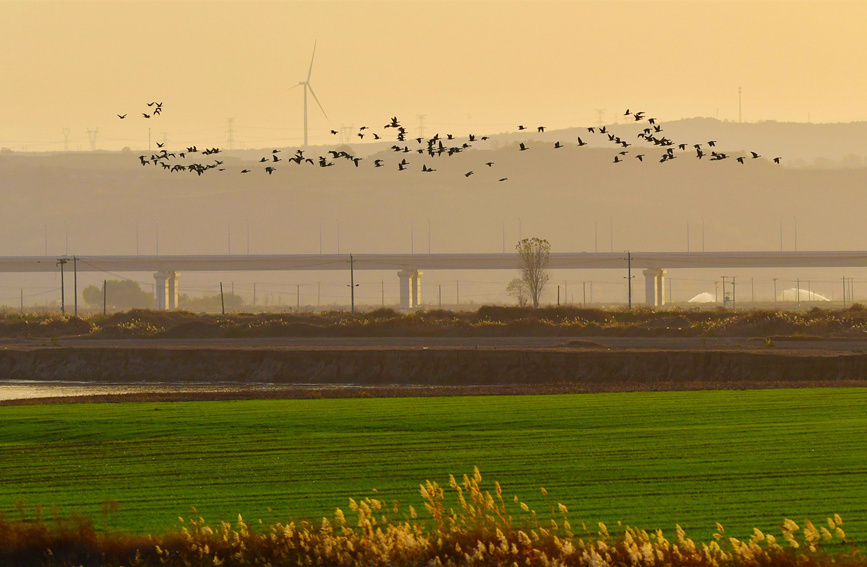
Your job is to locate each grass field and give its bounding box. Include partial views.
[1,389,866,542]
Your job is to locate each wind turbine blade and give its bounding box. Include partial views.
[307,83,328,120]
[288,82,303,91]
[307,40,317,82]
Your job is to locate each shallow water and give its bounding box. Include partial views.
[0,381,281,401]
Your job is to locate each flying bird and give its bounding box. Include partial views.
[519,143,528,151]
[577,137,588,146]
[117,114,126,119]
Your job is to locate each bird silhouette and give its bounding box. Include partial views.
[142,113,150,119]
[519,143,528,151]
[485,162,494,167]
[465,171,474,177]
[499,177,508,182]
[751,151,761,159]
[117,114,126,119]
[265,166,276,175]
[577,137,588,146]
[774,157,782,164]
[554,141,563,148]
[241,169,250,173]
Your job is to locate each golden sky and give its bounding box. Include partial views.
[1,0,865,151]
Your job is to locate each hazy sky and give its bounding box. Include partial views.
[2,0,866,151]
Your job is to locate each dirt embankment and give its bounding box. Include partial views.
[3,345,867,387]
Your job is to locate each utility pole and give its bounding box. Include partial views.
[594,220,598,253]
[103,279,107,316]
[773,278,778,304]
[297,284,300,311]
[56,258,68,314]
[557,285,560,306]
[797,278,800,306]
[731,276,736,310]
[456,281,460,305]
[73,256,78,316]
[62,127,70,151]
[348,254,358,314]
[20,288,24,313]
[583,281,586,307]
[438,284,442,309]
[625,251,633,310]
[794,216,798,252]
[220,282,225,315]
[253,283,257,307]
[721,276,728,308]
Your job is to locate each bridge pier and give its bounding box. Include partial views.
[397,269,423,309]
[153,271,179,310]
[643,268,667,307]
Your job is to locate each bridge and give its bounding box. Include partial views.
[3,251,867,309]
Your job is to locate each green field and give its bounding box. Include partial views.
[1,389,866,541]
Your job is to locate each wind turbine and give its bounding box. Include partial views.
[291,41,328,147]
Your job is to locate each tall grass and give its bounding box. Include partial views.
[3,305,867,338]
[0,469,859,566]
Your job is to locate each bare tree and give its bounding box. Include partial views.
[516,237,550,308]
[506,278,529,307]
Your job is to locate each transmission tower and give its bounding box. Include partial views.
[340,124,354,145]
[86,128,98,151]
[226,118,235,150]
[62,128,70,151]
[417,114,427,138]
[595,109,605,128]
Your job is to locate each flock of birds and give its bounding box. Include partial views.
[123,104,782,179]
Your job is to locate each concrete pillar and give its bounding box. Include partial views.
[411,270,423,308]
[167,271,179,310]
[153,272,169,310]
[656,269,667,307]
[153,271,179,310]
[643,269,658,307]
[398,270,414,309]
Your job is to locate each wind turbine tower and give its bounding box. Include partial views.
[291,41,328,147]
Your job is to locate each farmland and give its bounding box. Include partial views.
[1,388,865,541]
